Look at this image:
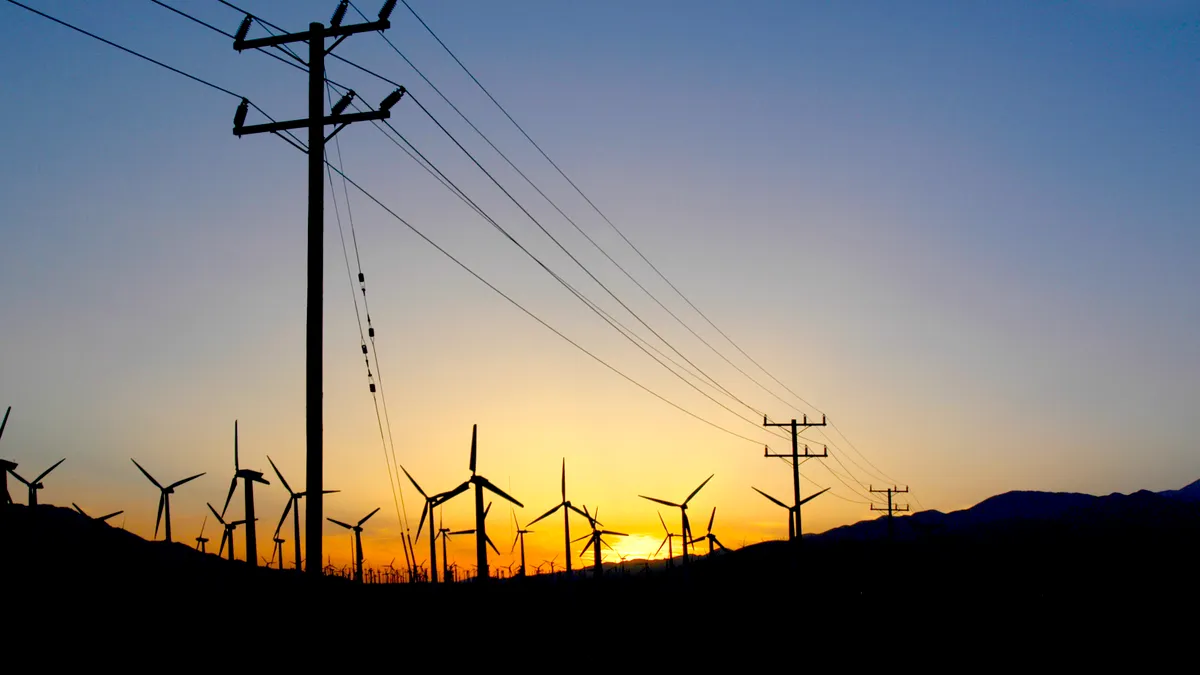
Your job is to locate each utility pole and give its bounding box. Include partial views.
[870,486,910,540]
[763,415,827,540]
[230,0,404,577]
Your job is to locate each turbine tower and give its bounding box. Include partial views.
[639,474,713,567]
[526,458,593,577]
[132,458,205,542]
[328,507,380,583]
[10,458,65,507]
[220,421,270,567]
[268,455,338,570]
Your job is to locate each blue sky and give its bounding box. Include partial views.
[0,0,1197,565]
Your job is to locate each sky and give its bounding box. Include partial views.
[0,0,1198,573]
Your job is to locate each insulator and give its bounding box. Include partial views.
[234,15,253,43]
[331,0,349,28]
[369,383,376,393]
[331,90,356,117]
[379,0,397,22]
[358,272,365,283]
[233,98,249,129]
[368,327,375,338]
[379,87,406,112]
[361,344,368,355]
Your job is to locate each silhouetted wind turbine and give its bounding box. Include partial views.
[574,505,626,578]
[268,455,338,571]
[653,510,680,566]
[219,421,270,567]
[328,507,380,583]
[437,425,523,580]
[752,486,829,540]
[196,515,209,553]
[438,519,476,584]
[689,506,727,555]
[72,503,123,523]
[1,406,16,505]
[639,474,713,567]
[526,458,593,578]
[510,508,532,577]
[132,459,204,542]
[208,502,251,561]
[9,458,65,507]
[402,464,469,584]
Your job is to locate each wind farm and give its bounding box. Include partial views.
[2,0,1198,646]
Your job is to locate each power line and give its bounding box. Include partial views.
[347,0,910,499]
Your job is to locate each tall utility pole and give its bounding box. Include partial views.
[870,486,910,540]
[763,415,827,541]
[230,0,404,576]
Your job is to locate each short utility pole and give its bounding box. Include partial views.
[763,415,828,541]
[230,0,404,576]
[870,486,910,541]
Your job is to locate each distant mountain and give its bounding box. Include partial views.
[1159,478,1200,502]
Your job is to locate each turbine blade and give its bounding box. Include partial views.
[579,538,593,557]
[752,486,790,510]
[267,455,293,495]
[654,537,667,557]
[639,495,679,508]
[684,474,714,505]
[449,529,475,535]
[561,458,566,501]
[274,499,293,538]
[359,507,381,526]
[708,506,716,534]
[566,503,597,525]
[207,502,227,525]
[798,487,831,506]
[486,535,499,556]
[657,511,669,533]
[398,464,427,498]
[510,531,520,554]
[221,476,237,517]
[468,424,477,474]
[601,530,629,537]
[131,459,162,489]
[233,420,239,472]
[154,494,164,538]
[571,532,591,544]
[484,501,493,518]
[527,503,563,527]
[35,458,66,483]
[9,470,29,487]
[433,481,470,505]
[416,506,428,539]
[99,510,123,522]
[478,477,523,508]
[72,503,86,516]
[218,530,228,557]
[170,472,206,490]
[0,406,9,440]
[328,518,353,530]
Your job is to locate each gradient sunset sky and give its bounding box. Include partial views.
[1,0,1197,571]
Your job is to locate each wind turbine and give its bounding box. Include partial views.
[401,464,469,584]
[510,508,532,578]
[268,455,339,571]
[208,502,251,561]
[71,503,123,523]
[196,515,209,553]
[526,458,593,577]
[219,421,270,567]
[132,459,204,542]
[328,507,380,583]
[269,536,286,569]
[438,521,476,583]
[9,458,66,507]
[573,506,627,578]
[752,486,829,540]
[1,406,16,505]
[639,474,713,567]
[653,511,681,567]
[689,506,728,555]
[433,425,523,581]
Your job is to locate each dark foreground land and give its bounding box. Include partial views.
[3,485,1199,649]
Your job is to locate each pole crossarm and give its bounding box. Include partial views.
[236,110,390,136]
[235,20,390,52]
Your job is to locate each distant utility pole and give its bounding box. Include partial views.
[870,486,910,540]
[763,415,827,541]
[230,0,404,577]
